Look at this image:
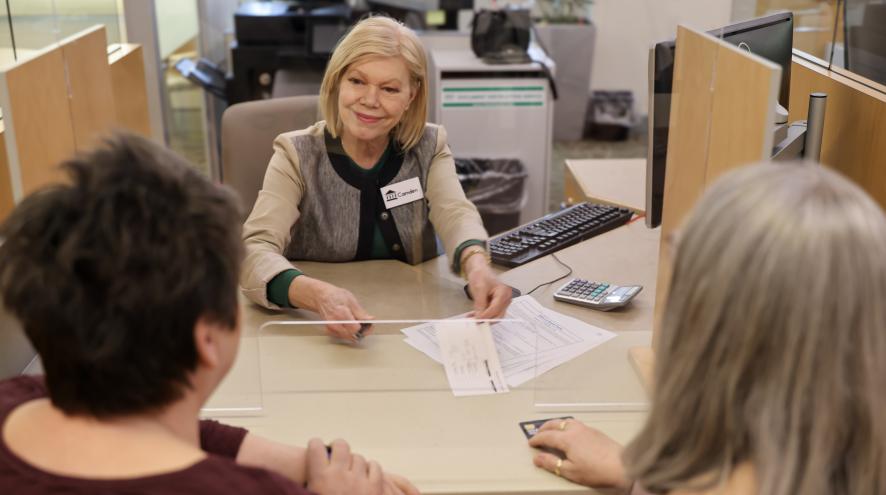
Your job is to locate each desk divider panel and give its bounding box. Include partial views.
[0,122,13,220]
[0,25,148,223]
[788,55,886,210]
[0,43,78,201]
[109,44,152,137]
[59,25,117,151]
[633,25,780,390]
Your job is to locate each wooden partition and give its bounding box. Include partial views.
[0,123,12,220]
[109,44,152,136]
[60,25,117,151]
[0,43,78,199]
[629,25,781,389]
[788,54,886,209]
[0,25,150,222]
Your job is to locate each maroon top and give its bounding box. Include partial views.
[0,375,311,495]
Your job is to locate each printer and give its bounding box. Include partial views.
[228,0,353,103]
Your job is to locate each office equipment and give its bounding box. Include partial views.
[645,13,793,227]
[365,0,472,30]
[428,42,554,223]
[488,202,633,268]
[227,1,351,103]
[553,278,642,311]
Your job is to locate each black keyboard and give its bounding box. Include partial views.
[488,203,633,267]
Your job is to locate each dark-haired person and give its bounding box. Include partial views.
[0,134,417,495]
[528,163,886,495]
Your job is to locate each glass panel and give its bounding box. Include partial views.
[6,0,60,52]
[844,0,886,85]
[203,318,545,419]
[7,0,120,51]
[729,0,838,66]
[203,326,263,416]
[0,2,15,66]
[729,0,886,86]
[155,0,209,174]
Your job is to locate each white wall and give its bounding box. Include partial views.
[11,0,119,15]
[589,0,734,115]
[155,0,199,58]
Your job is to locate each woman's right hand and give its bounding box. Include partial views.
[305,439,384,495]
[288,276,374,340]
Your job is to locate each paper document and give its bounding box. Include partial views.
[436,321,509,396]
[402,296,616,390]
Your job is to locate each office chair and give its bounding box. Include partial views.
[221,95,320,217]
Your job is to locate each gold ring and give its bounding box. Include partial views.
[558,420,567,431]
[554,458,563,477]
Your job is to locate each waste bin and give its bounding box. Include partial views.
[584,90,635,141]
[455,158,528,235]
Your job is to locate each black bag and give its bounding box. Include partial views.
[471,9,532,64]
[470,9,558,99]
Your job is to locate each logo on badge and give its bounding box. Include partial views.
[385,190,398,202]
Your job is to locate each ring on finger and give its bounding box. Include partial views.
[554,458,563,477]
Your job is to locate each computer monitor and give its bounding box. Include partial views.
[645,12,794,228]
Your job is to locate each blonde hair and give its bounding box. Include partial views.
[319,16,429,150]
[625,163,886,495]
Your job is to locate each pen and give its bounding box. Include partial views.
[355,322,370,341]
[484,359,497,392]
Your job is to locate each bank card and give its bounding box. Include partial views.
[519,416,574,439]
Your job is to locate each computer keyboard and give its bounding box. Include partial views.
[488,203,633,267]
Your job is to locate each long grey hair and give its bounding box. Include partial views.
[624,163,886,495]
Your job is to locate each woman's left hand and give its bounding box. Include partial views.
[528,419,631,491]
[463,253,512,319]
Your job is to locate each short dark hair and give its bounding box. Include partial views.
[0,133,244,417]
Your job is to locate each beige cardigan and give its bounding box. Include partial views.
[240,122,488,309]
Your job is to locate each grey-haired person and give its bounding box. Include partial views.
[529,163,886,495]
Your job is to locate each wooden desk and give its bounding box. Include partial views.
[212,221,660,494]
[563,159,646,214]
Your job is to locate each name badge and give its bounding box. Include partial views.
[381,177,425,209]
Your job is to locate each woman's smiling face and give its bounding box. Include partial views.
[337,55,416,146]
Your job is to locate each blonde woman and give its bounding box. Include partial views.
[529,163,886,495]
[241,16,512,339]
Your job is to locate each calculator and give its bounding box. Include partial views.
[553,278,642,311]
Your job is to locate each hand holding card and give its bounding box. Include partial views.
[526,418,632,491]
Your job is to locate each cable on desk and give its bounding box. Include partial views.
[526,253,573,295]
[627,213,646,225]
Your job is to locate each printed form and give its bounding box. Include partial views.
[402,296,616,394]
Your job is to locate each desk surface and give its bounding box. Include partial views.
[564,159,646,214]
[216,221,660,494]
